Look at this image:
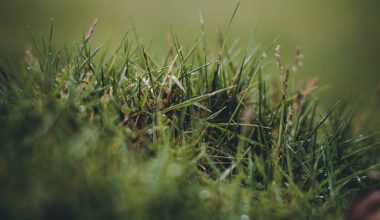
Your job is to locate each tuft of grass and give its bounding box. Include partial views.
[0,15,380,220]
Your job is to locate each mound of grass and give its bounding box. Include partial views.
[0,15,379,220]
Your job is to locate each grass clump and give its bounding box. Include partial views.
[0,16,380,220]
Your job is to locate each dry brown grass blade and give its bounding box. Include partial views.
[294,77,320,113]
[84,18,98,44]
[303,77,319,97]
[282,68,290,100]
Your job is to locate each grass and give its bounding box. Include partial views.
[1,8,380,219]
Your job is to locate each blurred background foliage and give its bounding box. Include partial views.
[1,0,380,101]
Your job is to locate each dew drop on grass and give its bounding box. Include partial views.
[355,176,362,183]
[315,195,324,200]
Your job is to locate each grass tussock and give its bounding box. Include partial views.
[0,14,380,220]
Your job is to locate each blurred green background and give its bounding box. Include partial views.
[1,0,380,100]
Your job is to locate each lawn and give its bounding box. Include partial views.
[0,6,380,219]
